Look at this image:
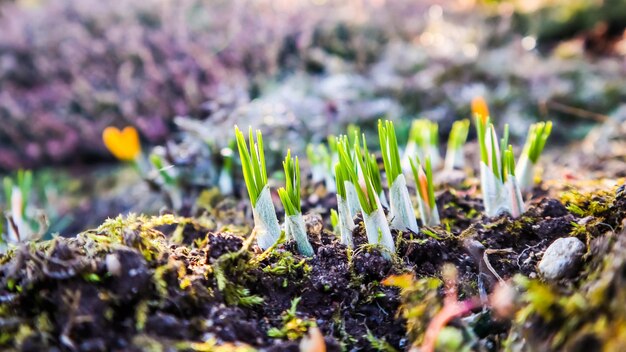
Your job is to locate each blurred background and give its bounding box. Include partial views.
[0,0,625,236]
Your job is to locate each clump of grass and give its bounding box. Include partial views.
[516,121,553,191]
[379,119,419,233]
[278,151,314,257]
[410,157,440,226]
[235,126,281,250]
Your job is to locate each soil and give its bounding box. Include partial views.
[0,178,624,351]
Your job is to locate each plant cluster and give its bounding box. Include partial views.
[473,97,550,218]
[235,103,552,258]
[402,119,442,172]
[1,170,48,247]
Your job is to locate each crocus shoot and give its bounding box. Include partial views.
[378,120,419,233]
[335,135,361,218]
[335,162,355,247]
[306,142,336,193]
[516,121,552,192]
[2,170,47,246]
[278,151,314,256]
[503,146,525,218]
[218,141,236,196]
[402,119,441,171]
[475,113,511,217]
[364,151,388,207]
[410,157,440,226]
[235,126,281,250]
[444,119,470,171]
[339,134,395,258]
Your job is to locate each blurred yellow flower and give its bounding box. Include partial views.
[471,96,489,123]
[102,126,141,161]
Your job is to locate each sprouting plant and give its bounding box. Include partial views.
[410,157,440,226]
[335,135,361,218]
[365,151,388,207]
[402,119,441,171]
[474,110,512,217]
[335,159,356,248]
[474,105,527,218]
[444,119,470,171]
[218,140,236,196]
[503,146,525,218]
[516,121,553,191]
[1,170,48,246]
[338,134,395,258]
[330,209,339,233]
[307,143,329,184]
[235,126,281,250]
[379,120,419,233]
[278,151,314,257]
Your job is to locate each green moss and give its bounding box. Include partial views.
[267,297,315,340]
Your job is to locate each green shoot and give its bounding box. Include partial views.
[353,134,380,215]
[149,154,176,185]
[474,115,489,165]
[338,134,378,215]
[407,119,438,148]
[335,163,348,199]
[221,140,236,173]
[347,124,361,147]
[327,134,338,155]
[523,121,553,163]
[488,125,500,180]
[306,143,328,168]
[378,119,402,183]
[235,126,268,207]
[278,151,301,216]
[410,157,436,210]
[447,119,470,151]
[503,145,515,180]
[330,209,339,231]
[365,152,384,197]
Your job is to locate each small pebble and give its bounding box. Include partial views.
[105,253,122,277]
[538,237,585,280]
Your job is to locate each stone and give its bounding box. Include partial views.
[538,237,585,280]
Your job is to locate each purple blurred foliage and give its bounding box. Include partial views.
[0,0,332,170]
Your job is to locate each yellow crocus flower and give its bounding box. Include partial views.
[102,126,141,161]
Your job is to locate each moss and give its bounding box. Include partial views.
[267,297,315,341]
[561,188,616,218]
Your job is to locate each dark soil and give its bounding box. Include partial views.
[0,184,625,351]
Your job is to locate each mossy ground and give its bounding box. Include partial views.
[0,179,624,351]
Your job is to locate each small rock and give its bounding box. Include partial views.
[538,237,585,280]
[303,213,324,238]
